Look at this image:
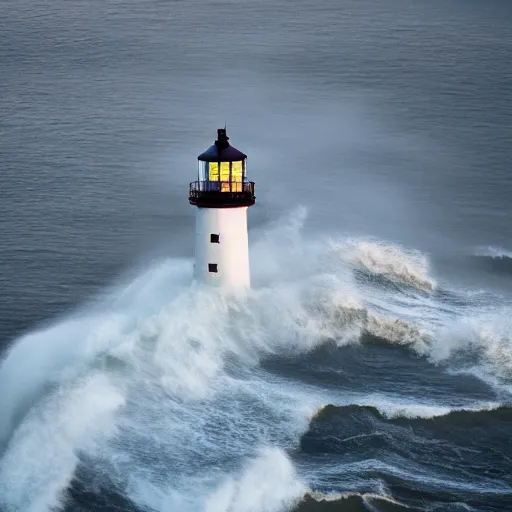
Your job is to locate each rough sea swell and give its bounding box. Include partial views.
[1,209,511,512]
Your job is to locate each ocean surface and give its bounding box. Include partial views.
[1,0,512,511]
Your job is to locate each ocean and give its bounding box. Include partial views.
[1,0,512,510]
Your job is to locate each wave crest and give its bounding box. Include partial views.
[310,401,505,423]
[430,310,512,384]
[336,239,436,292]
[474,246,512,260]
[294,492,409,511]
[363,313,431,351]
[205,447,306,512]
[470,246,512,276]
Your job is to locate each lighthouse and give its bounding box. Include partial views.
[189,128,256,288]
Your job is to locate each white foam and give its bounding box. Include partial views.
[336,238,436,291]
[375,401,501,420]
[0,373,124,512]
[0,314,121,444]
[474,246,512,259]
[313,395,502,422]
[429,309,512,384]
[0,258,190,444]
[365,312,431,351]
[308,491,408,508]
[204,447,307,512]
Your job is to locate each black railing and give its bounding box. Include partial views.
[189,181,255,208]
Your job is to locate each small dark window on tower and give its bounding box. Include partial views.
[208,263,218,273]
[210,234,220,243]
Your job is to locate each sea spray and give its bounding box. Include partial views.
[0,373,124,512]
[335,238,436,292]
[204,447,306,512]
[1,209,504,512]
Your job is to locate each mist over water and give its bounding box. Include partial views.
[1,0,512,511]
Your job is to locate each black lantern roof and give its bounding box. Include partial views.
[197,128,247,162]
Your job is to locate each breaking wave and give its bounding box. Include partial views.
[474,246,512,260]
[429,309,512,387]
[335,238,436,292]
[470,246,512,275]
[0,374,124,512]
[362,313,431,351]
[309,402,507,424]
[205,447,306,512]
[293,492,409,512]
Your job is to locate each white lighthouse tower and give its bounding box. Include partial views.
[189,128,255,288]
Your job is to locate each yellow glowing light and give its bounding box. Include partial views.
[232,161,243,182]
[220,162,230,182]
[209,162,219,181]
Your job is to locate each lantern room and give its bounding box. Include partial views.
[189,128,255,208]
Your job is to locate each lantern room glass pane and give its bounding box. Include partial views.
[209,162,219,181]
[220,162,230,182]
[232,161,243,182]
[198,161,207,181]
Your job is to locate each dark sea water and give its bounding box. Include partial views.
[1,0,512,511]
